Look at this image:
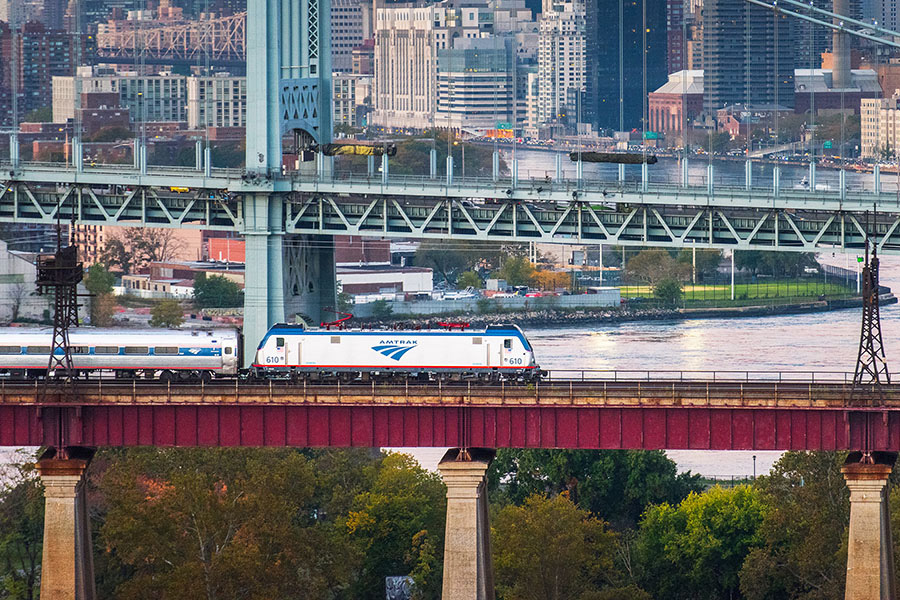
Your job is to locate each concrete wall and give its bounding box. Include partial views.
[0,241,53,323]
[351,288,620,317]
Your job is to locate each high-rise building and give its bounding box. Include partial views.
[702,0,794,113]
[584,0,667,131]
[17,21,90,116]
[436,37,514,130]
[536,0,585,130]
[333,0,372,73]
[372,4,438,130]
[667,0,684,74]
[186,74,246,129]
[53,66,189,124]
[861,94,900,158]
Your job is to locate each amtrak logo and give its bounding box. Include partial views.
[372,341,417,361]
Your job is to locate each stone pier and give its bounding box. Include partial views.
[438,448,495,600]
[842,451,897,600]
[37,447,96,600]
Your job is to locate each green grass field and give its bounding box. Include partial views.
[618,280,855,306]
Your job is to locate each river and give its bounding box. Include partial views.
[504,147,896,193]
[396,254,900,478]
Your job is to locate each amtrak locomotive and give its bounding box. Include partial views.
[0,323,539,381]
[252,323,538,380]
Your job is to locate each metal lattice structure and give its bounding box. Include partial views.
[36,244,83,378]
[96,12,246,62]
[854,239,890,397]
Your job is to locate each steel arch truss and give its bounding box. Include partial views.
[286,195,900,253]
[0,181,243,231]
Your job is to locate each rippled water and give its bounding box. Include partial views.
[400,256,900,477]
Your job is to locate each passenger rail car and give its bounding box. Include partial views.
[252,324,539,381]
[0,328,240,379]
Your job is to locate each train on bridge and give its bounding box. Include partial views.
[0,323,540,382]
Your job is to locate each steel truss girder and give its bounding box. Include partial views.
[0,181,242,230]
[5,179,900,253]
[286,195,900,254]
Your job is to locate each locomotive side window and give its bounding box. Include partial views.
[95,346,118,355]
[331,336,341,344]
[0,346,20,354]
[124,347,149,355]
[155,347,178,355]
[72,346,89,354]
[276,337,285,347]
[504,339,512,350]
[225,347,233,355]
[26,346,51,355]
[472,337,482,345]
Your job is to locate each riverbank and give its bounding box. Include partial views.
[356,293,895,330]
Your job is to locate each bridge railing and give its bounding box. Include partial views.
[2,371,892,409]
[541,369,856,383]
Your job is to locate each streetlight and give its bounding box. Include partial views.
[752,455,757,480]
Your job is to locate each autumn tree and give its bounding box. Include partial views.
[493,493,623,600]
[0,453,43,600]
[625,249,690,286]
[98,448,357,600]
[100,228,185,274]
[532,269,571,291]
[149,299,184,328]
[637,485,766,600]
[346,453,446,600]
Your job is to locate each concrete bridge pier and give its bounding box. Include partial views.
[842,452,897,600]
[37,447,96,600]
[438,448,495,600]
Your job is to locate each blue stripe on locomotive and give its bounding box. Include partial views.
[12,347,221,357]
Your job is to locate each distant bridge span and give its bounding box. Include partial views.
[1,378,897,451]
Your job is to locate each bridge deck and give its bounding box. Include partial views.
[0,379,896,408]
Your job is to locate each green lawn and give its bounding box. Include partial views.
[619,280,855,306]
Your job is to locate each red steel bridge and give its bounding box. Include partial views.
[2,371,898,451]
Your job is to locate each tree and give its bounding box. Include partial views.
[532,269,571,291]
[149,300,184,328]
[415,240,501,285]
[90,126,133,143]
[496,255,536,287]
[0,453,43,600]
[90,293,117,327]
[456,271,482,289]
[99,448,357,600]
[734,251,818,278]
[83,264,118,325]
[493,493,620,600]
[23,107,51,122]
[637,486,766,600]
[83,263,115,296]
[346,453,446,600]
[192,274,243,309]
[653,278,683,307]
[100,228,186,274]
[9,283,27,322]
[370,299,393,319]
[626,249,689,286]
[676,249,723,282]
[487,450,702,529]
[739,452,850,600]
